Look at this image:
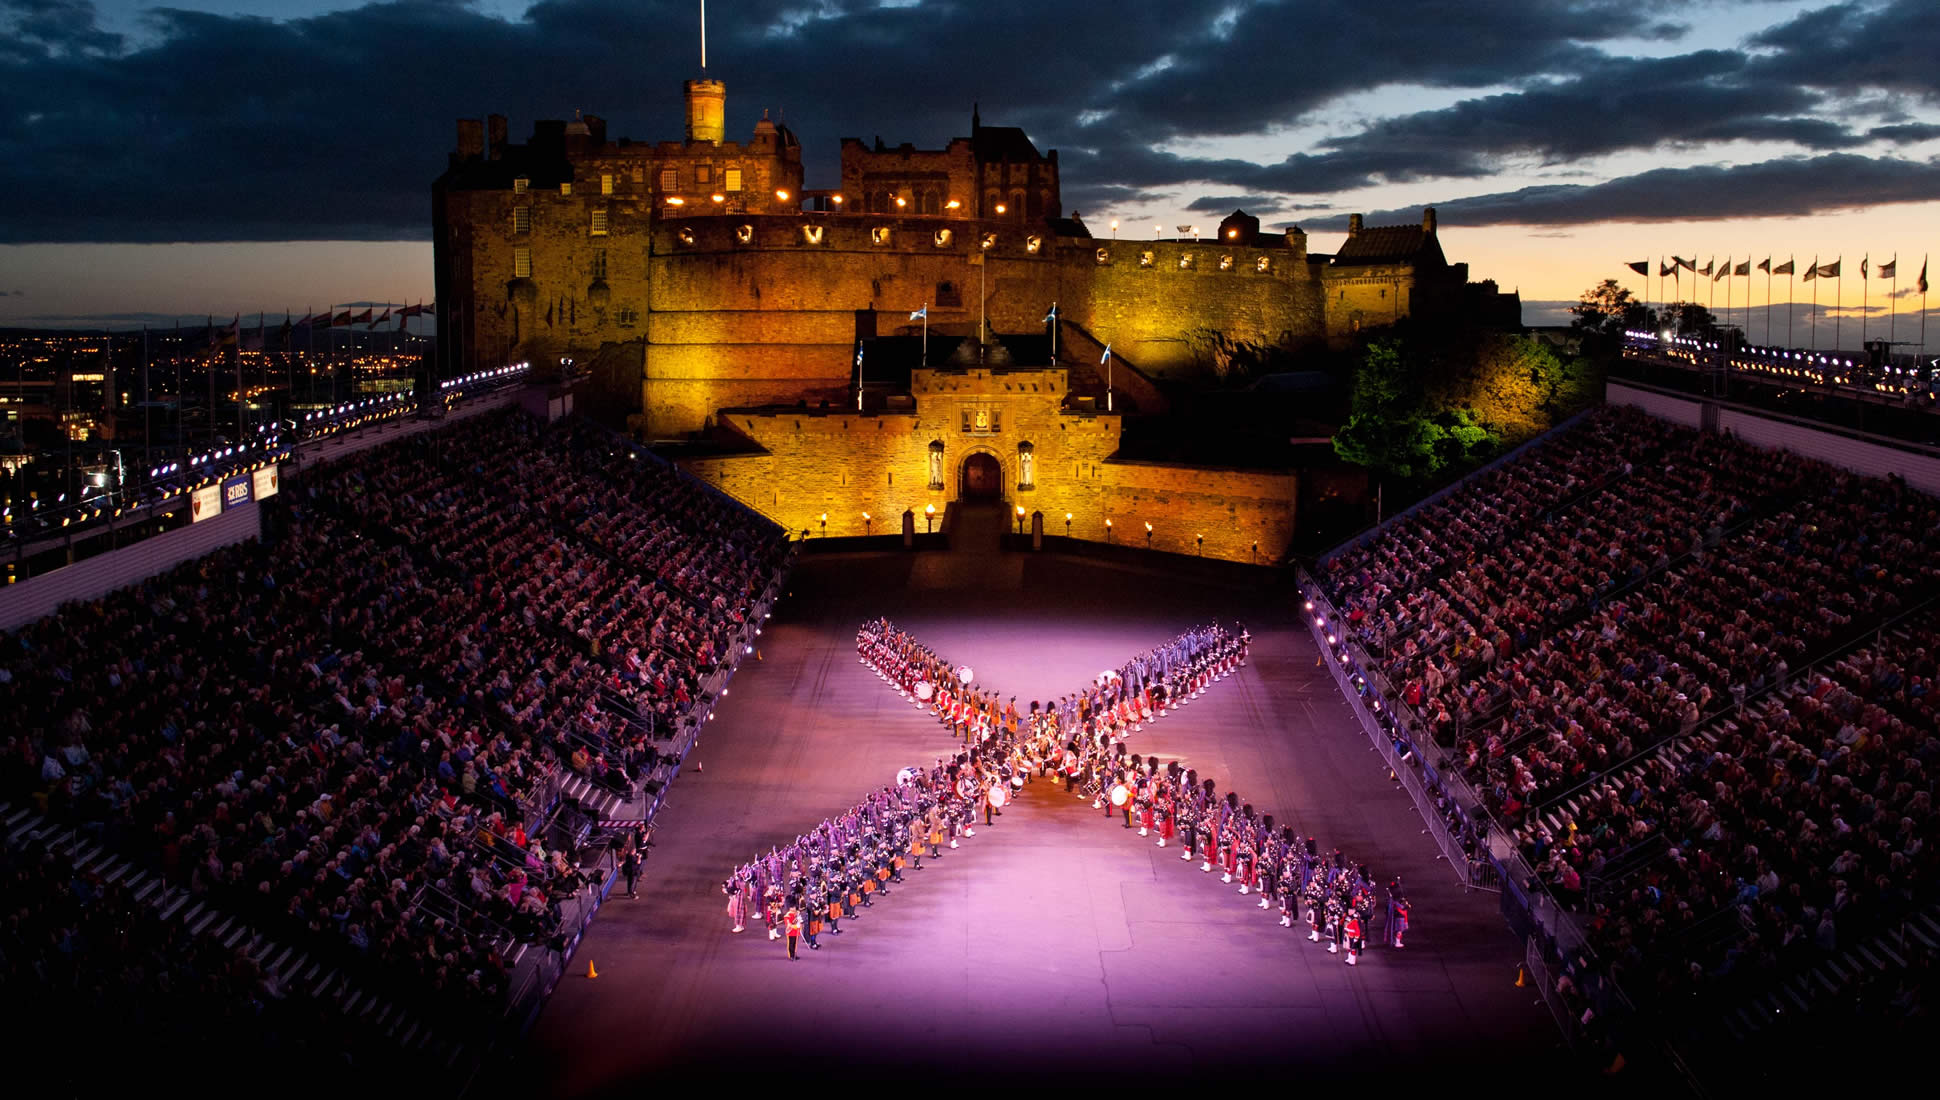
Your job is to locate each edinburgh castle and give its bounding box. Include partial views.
[434,79,1518,562]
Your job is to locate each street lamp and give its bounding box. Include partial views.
[1105,517,1113,543]
[1064,511,1072,536]
[1197,533,1204,555]
[776,189,792,202]
[925,503,936,533]
[995,203,1007,215]
[1110,219,1119,238]
[1015,505,1025,534]
[862,511,871,536]
[820,512,828,536]
[1144,521,1153,548]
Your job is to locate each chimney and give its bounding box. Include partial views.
[1422,206,1437,234]
[487,114,508,160]
[456,118,484,160]
[1347,213,1363,237]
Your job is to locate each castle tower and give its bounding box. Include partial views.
[684,78,725,144]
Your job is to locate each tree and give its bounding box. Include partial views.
[1333,335,1494,481]
[1572,279,1653,358]
[1658,301,1719,339]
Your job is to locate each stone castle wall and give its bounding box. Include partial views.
[678,366,1294,564]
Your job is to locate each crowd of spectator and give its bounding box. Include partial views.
[2,407,788,1070]
[1318,403,1940,1062]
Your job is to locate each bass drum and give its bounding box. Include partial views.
[896,766,922,788]
[914,681,935,701]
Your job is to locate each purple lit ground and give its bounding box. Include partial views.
[501,548,1560,1092]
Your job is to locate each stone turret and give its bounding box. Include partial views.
[1422,206,1437,234]
[684,78,726,144]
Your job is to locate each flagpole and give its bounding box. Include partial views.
[1834,259,1842,355]
[142,325,152,473]
[1787,263,1794,349]
[1860,258,1868,352]
[1922,254,1929,370]
[1888,256,1897,364]
[922,303,928,367]
[1810,266,1817,350]
[1765,262,1772,347]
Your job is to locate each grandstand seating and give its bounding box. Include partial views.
[1319,403,1940,1072]
[0,407,789,1083]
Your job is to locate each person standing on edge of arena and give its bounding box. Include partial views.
[621,847,641,899]
[784,903,803,960]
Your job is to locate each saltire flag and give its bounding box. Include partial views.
[1100,343,1112,364]
[854,343,864,367]
[1045,303,1058,322]
[909,306,927,320]
[1758,257,1771,273]
[1774,258,1795,275]
[1674,256,1696,271]
[1734,260,1750,277]
[1878,258,1896,279]
[1802,258,1818,282]
[1659,261,1676,277]
[1818,259,1840,278]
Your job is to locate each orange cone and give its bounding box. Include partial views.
[587,961,599,979]
[757,649,763,661]
[1514,965,1526,988]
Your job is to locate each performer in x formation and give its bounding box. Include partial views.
[724,620,1407,964]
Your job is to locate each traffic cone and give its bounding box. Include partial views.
[1514,965,1527,988]
[587,961,599,979]
[1315,653,1324,667]
[757,649,763,661]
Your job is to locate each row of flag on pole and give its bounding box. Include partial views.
[176,303,433,352]
[1627,256,1927,291]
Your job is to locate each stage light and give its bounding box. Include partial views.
[995,203,1007,215]
[775,190,791,202]
[832,194,845,205]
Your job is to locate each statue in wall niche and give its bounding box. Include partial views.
[928,444,944,488]
[1018,448,1034,489]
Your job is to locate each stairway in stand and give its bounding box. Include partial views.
[0,801,483,1081]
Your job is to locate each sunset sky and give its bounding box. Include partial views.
[3,0,1936,340]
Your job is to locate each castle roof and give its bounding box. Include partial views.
[1331,223,1444,268]
[973,125,1043,163]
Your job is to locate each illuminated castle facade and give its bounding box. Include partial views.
[431,79,1512,561]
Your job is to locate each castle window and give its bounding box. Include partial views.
[660,167,678,192]
[725,167,743,192]
[591,249,607,279]
[590,209,609,236]
[601,173,614,196]
[631,166,644,184]
[616,306,638,326]
[513,207,531,233]
[696,164,713,184]
[1256,256,1271,273]
[936,281,961,307]
[514,247,532,279]
[513,176,529,195]
[559,181,572,196]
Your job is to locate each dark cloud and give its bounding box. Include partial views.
[2,0,1937,241]
[1183,194,1284,215]
[1302,153,1940,228]
[1,0,121,57]
[1868,122,1940,144]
